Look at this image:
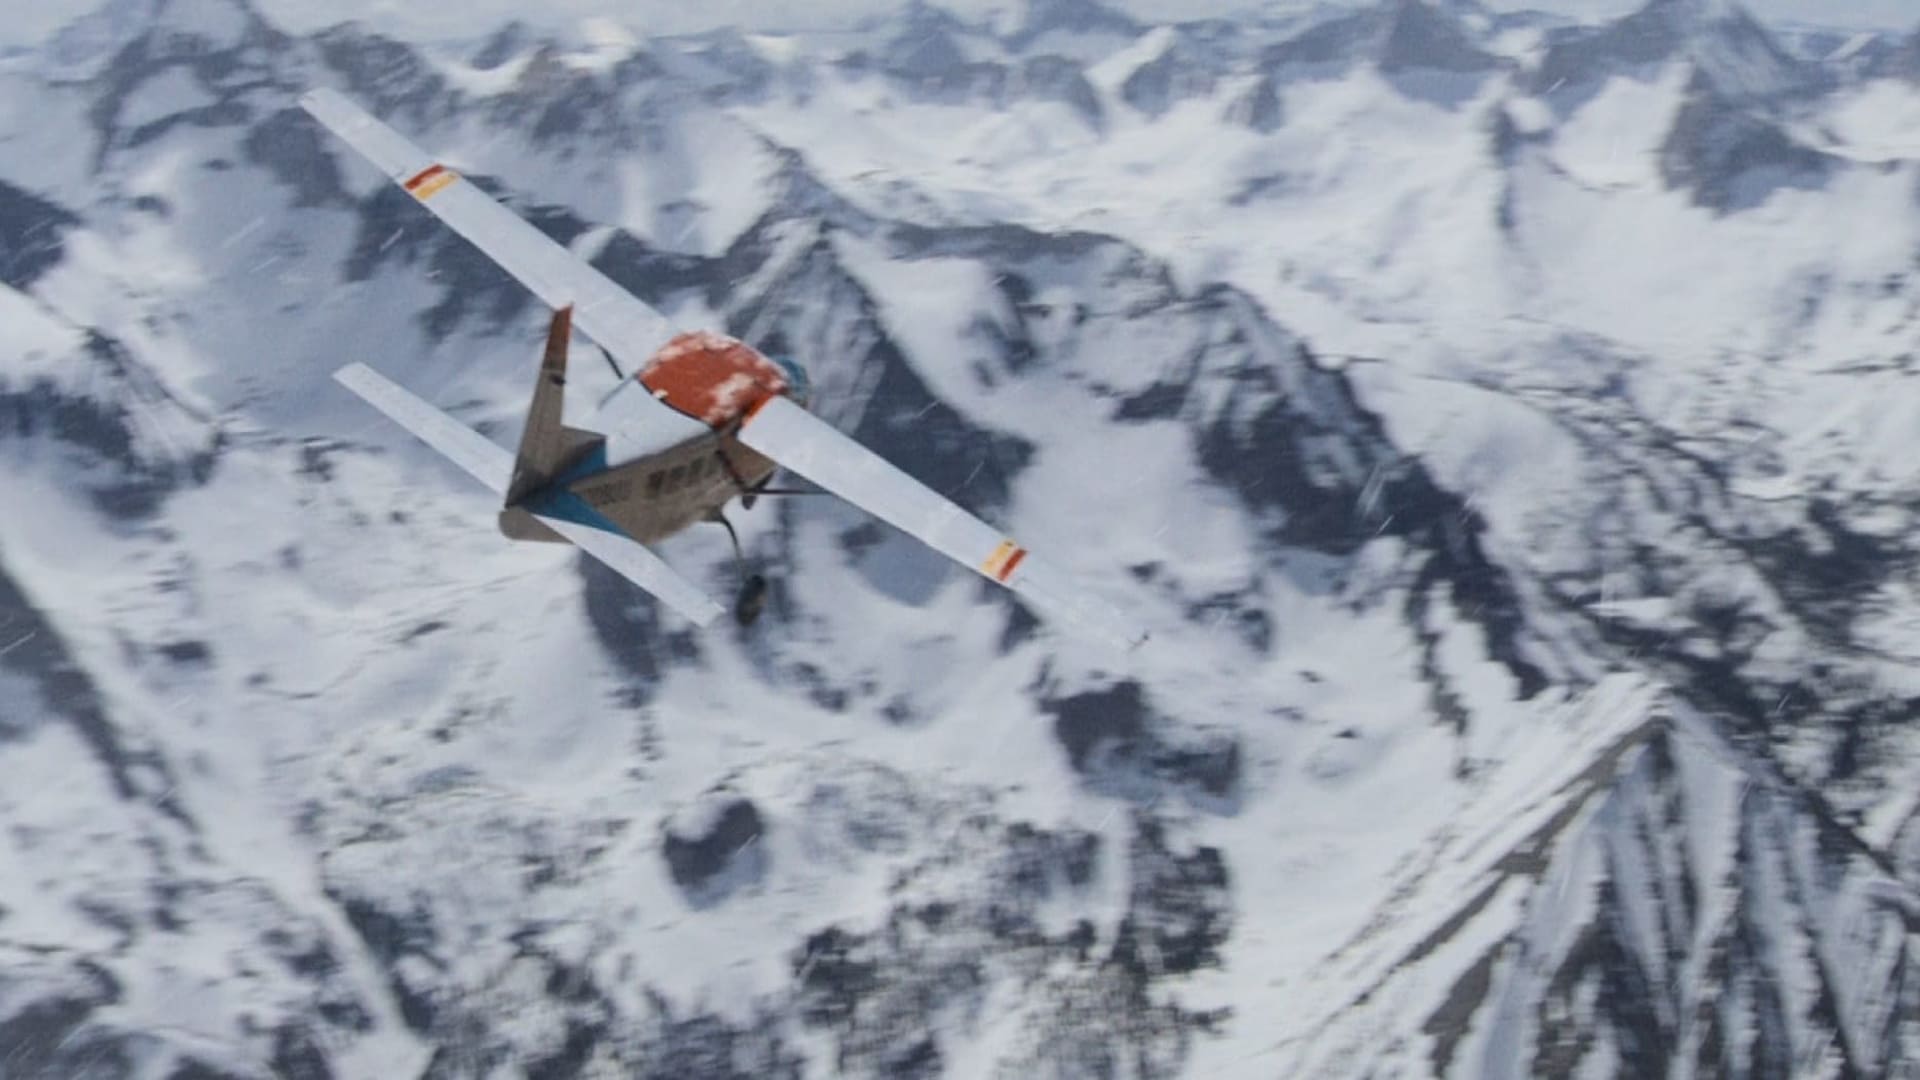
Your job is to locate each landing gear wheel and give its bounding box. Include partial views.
[734,574,768,627]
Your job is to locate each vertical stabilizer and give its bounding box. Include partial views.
[507,306,598,504]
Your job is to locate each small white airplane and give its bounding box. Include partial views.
[302,89,1140,649]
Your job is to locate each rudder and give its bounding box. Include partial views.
[507,305,600,505]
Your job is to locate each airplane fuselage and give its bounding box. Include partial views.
[498,327,801,547]
[499,430,778,545]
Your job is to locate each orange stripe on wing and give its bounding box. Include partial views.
[981,539,1026,583]
[403,163,445,191]
[404,163,457,200]
[997,546,1027,583]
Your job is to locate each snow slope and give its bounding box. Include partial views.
[1,0,1918,1076]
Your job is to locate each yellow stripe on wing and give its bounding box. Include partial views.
[404,163,458,200]
[981,539,1027,583]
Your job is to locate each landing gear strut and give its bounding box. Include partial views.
[709,509,767,627]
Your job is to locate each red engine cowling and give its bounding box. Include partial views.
[637,331,790,428]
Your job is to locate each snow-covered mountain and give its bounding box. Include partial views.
[3,0,1919,1076]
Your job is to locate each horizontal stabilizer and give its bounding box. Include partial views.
[530,513,725,627]
[332,363,722,626]
[335,362,512,494]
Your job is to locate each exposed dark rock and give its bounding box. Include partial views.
[1110,815,1231,978]
[1153,733,1242,800]
[1377,0,1502,74]
[1258,0,1499,109]
[84,1,293,167]
[632,997,804,1080]
[790,912,985,1071]
[490,46,668,144]
[472,20,534,71]
[1188,589,1272,653]
[1658,71,1836,211]
[1528,0,1821,106]
[666,29,780,106]
[167,1059,253,1080]
[271,1023,335,1080]
[1015,54,1104,126]
[313,23,450,124]
[0,563,195,825]
[880,2,977,82]
[0,960,123,1080]
[1049,680,1150,772]
[1044,680,1247,805]
[521,1016,606,1080]
[1861,29,1920,82]
[1114,380,1188,421]
[662,795,766,898]
[792,926,879,1028]
[157,639,213,664]
[1187,325,1546,697]
[1263,0,1496,74]
[1008,0,1142,51]
[1223,73,1284,133]
[1119,36,1218,117]
[243,105,349,207]
[0,331,219,517]
[0,180,79,289]
[331,892,442,1031]
[999,821,1101,899]
[854,334,1035,514]
[1264,8,1377,68]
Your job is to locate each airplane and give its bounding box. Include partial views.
[301,88,1140,650]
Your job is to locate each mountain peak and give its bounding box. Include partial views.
[472,19,536,71]
[1262,0,1498,77]
[1117,27,1223,116]
[883,4,976,77]
[1531,0,1816,102]
[47,0,275,71]
[1009,0,1141,49]
[1639,0,1745,21]
[1377,0,1501,74]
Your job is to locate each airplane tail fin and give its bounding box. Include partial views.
[507,305,600,505]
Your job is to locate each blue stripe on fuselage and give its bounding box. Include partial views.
[551,443,609,486]
[526,488,627,535]
[523,444,625,535]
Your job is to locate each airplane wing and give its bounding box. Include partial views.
[333,363,724,626]
[301,88,708,459]
[736,395,1144,651]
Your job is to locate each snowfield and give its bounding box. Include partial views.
[1,0,1918,1076]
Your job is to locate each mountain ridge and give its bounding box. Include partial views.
[2,0,1918,1074]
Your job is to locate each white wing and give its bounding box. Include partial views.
[333,363,723,626]
[737,396,1143,651]
[302,88,706,460]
